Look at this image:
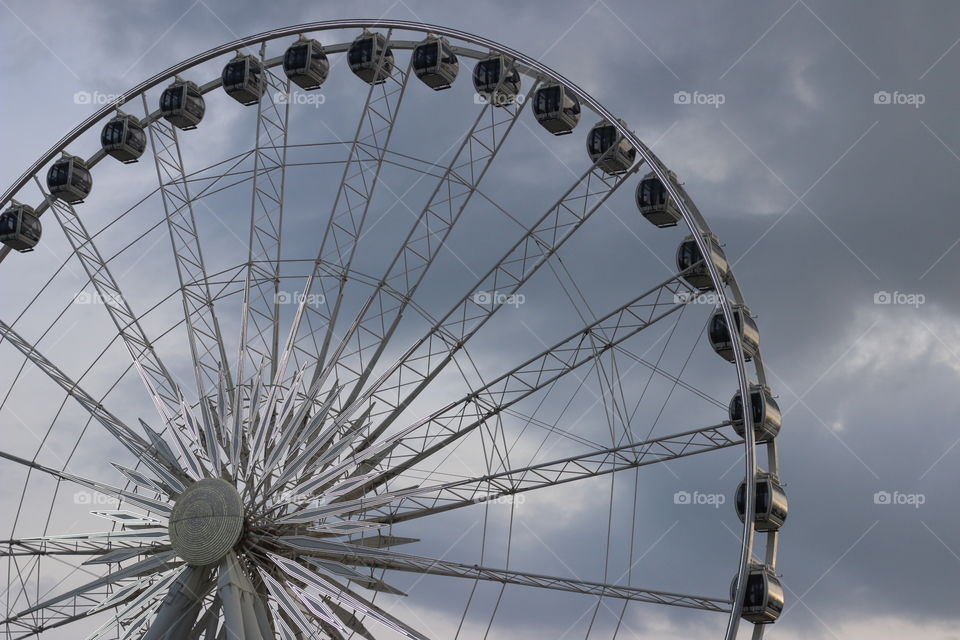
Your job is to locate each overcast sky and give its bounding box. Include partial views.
[2,1,960,639]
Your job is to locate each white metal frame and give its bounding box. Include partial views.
[0,20,780,640]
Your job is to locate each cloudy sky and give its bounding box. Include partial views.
[2,1,960,639]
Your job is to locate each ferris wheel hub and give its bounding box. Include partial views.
[168,477,245,566]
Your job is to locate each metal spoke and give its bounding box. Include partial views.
[0,448,172,515]
[38,182,210,477]
[272,31,413,397]
[361,422,739,525]
[309,65,538,418]
[268,554,429,640]
[272,421,735,527]
[327,151,641,459]
[281,271,695,499]
[236,43,293,390]
[0,319,188,491]
[142,94,233,417]
[258,565,320,638]
[3,553,178,627]
[271,545,727,612]
[4,569,179,640]
[0,541,168,561]
[86,567,185,640]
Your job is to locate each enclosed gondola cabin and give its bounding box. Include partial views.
[283,36,329,90]
[0,202,42,252]
[736,472,788,532]
[708,305,759,362]
[729,385,782,443]
[637,170,682,227]
[222,54,265,106]
[586,119,636,175]
[533,84,581,135]
[472,54,521,107]
[413,35,459,90]
[47,154,92,204]
[160,78,205,130]
[676,233,729,291]
[348,30,394,85]
[732,565,784,624]
[101,113,146,164]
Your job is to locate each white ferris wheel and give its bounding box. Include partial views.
[0,20,785,640]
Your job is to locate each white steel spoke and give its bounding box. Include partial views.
[0,320,188,491]
[142,94,233,415]
[351,555,728,612]
[0,448,172,515]
[0,540,167,561]
[270,544,726,612]
[237,43,293,389]
[267,554,429,640]
[258,566,320,638]
[329,151,642,454]
[38,183,210,477]
[280,271,695,499]
[86,567,184,640]
[302,77,539,441]
[358,422,739,524]
[3,553,178,629]
[274,32,413,396]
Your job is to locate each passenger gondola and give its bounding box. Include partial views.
[586,119,636,174]
[412,34,459,90]
[283,36,329,90]
[160,77,205,130]
[676,233,729,291]
[46,154,92,204]
[222,53,266,105]
[708,305,759,362]
[0,202,42,252]
[472,54,521,107]
[729,385,782,442]
[348,30,394,85]
[732,565,784,624]
[101,113,147,164]
[735,472,788,532]
[636,170,682,227]
[532,83,581,135]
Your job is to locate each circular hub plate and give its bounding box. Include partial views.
[169,478,244,566]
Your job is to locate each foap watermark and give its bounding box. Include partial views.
[674,90,725,108]
[275,489,312,503]
[474,494,526,506]
[74,91,122,106]
[473,290,525,308]
[74,491,120,506]
[74,290,122,305]
[276,291,326,306]
[874,90,925,108]
[473,92,525,108]
[674,490,726,508]
[874,490,925,508]
[275,91,326,108]
[873,290,925,308]
[674,291,719,305]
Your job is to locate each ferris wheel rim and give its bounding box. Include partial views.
[0,19,781,640]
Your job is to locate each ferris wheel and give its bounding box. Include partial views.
[0,20,785,640]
